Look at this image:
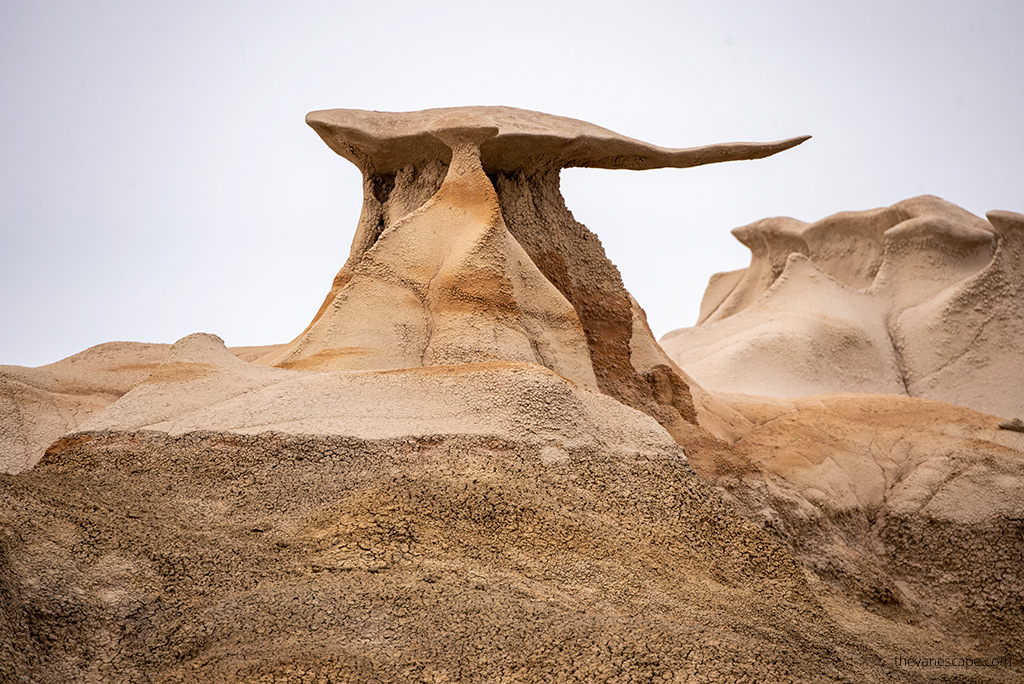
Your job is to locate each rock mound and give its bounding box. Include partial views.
[0,341,285,474]
[82,334,682,457]
[662,197,1024,419]
[0,342,170,474]
[1,430,971,683]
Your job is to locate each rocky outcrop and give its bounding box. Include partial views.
[1,429,982,683]
[261,106,808,442]
[686,393,1024,659]
[659,195,1024,671]
[662,197,1024,420]
[0,342,171,474]
[0,341,286,474]
[894,210,1024,416]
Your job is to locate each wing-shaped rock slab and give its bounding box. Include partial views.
[305,105,809,174]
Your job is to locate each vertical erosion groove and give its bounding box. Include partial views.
[491,169,698,434]
[303,162,449,332]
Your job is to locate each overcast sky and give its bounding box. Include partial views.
[2,0,1021,367]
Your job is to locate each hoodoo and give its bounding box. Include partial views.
[261,106,809,442]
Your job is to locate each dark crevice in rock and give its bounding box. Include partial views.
[369,172,396,204]
[492,170,699,435]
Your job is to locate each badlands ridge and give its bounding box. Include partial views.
[662,195,1023,419]
[1,107,1021,682]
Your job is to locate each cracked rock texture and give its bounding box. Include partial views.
[661,197,1024,420]
[0,431,991,683]
[685,394,1024,659]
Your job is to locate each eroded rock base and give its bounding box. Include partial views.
[0,430,984,683]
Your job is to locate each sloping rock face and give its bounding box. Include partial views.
[261,107,808,442]
[685,394,1024,660]
[660,197,1024,671]
[0,342,286,474]
[80,334,683,458]
[0,431,968,683]
[661,197,1024,420]
[0,342,169,474]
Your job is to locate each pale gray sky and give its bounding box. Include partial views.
[2,0,1021,367]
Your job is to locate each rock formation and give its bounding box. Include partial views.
[1,106,806,475]
[259,106,809,443]
[0,342,285,474]
[2,108,1022,682]
[686,393,1024,658]
[0,342,169,474]
[660,195,1024,669]
[661,196,1024,420]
